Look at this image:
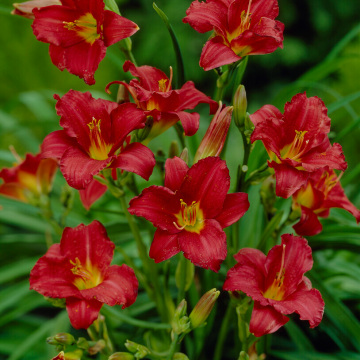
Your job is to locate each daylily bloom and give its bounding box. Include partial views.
[30,221,138,329]
[183,0,284,71]
[292,168,360,236]
[41,90,155,190]
[250,92,347,198]
[223,234,324,337]
[32,0,139,84]
[194,103,233,163]
[0,151,57,204]
[12,0,60,19]
[128,156,250,272]
[106,61,218,143]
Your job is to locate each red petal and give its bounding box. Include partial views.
[273,288,324,328]
[248,0,280,24]
[292,206,323,237]
[79,177,107,211]
[233,248,267,274]
[164,157,189,192]
[223,257,266,304]
[81,265,138,307]
[183,0,228,35]
[176,81,218,114]
[123,61,169,92]
[264,234,313,299]
[178,219,227,272]
[49,44,66,71]
[56,90,117,150]
[66,297,103,329]
[63,39,106,85]
[110,143,155,181]
[103,10,139,47]
[29,244,80,298]
[250,104,283,126]
[109,103,146,154]
[180,157,230,219]
[60,146,112,190]
[60,221,114,275]
[268,162,309,199]
[200,36,241,71]
[176,111,200,137]
[301,143,347,172]
[0,183,27,202]
[36,158,58,194]
[32,6,85,47]
[283,93,331,145]
[228,0,249,34]
[214,193,249,228]
[41,130,77,160]
[128,186,181,233]
[149,229,180,263]
[249,301,289,337]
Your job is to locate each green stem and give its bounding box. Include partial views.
[213,303,234,360]
[237,132,251,192]
[166,333,179,360]
[174,123,186,149]
[39,198,63,236]
[214,84,226,102]
[177,255,187,304]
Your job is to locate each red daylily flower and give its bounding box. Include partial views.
[250,92,347,199]
[292,168,360,236]
[183,0,284,71]
[32,0,139,84]
[12,0,61,19]
[106,61,218,143]
[223,234,324,337]
[41,90,155,190]
[128,156,250,272]
[30,221,138,329]
[0,152,57,204]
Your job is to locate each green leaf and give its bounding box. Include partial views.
[0,281,30,315]
[327,91,360,114]
[284,321,314,351]
[334,116,360,142]
[0,257,38,285]
[256,211,283,251]
[175,258,195,292]
[270,351,360,360]
[153,3,185,88]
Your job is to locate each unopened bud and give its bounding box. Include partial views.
[138,116,154,142]
[239,351,249,360]
[260,175,276,215]
[76,338,89,351]
[64,349,83,360]
[52,352,65,360]
[173,353,190,360]
[12,0,61,19]
[88,339,106,356]
[179,148,188,164]
[54,333,75,346]
[194,104,233,163]
[124,340,150,359]
[117,83,130,104]
[47,337,61,346]
[172,300,190,334]
[44,297,66,308]
[233,85,247,129]
[189,288,220,330]
[168,141,180,158]
[109,353,135,360]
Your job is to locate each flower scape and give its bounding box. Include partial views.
[1,0,360,359]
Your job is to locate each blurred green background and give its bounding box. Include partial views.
[0,0,360,359]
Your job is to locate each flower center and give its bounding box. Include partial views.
[227,0,252,42]
[70,257,102,290]
[173,199,204,233]
[63,13,100,44]
[281,130,309,161]
[263,244,286,301]
[316,171,343,198]
[158,66,173,92]
[87,118,113,160]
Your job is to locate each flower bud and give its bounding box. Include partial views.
[88,339,106,356]
[179,148,189,164]
[47,337,61,346]
[233,85,247,129]
[194,104,233,163]
[260,175,277,215]
[12,0,61,19]
[189,288,220,330]
[168,141,180,158]
[64,349,83,360]
[116,83,130,104]
[172,300,190,334]
[173,353,190,360]
[52,352,65,360]
[109,353,135,360]
[125,340,150,359]
[138,116,154,142]
[53,333,75,346]
[238,351,249,360]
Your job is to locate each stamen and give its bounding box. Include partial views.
[158,79,168,92]
[173,222,186,231]
[166,67,173,92]
[9,145,22,163]
[276,244,286,281]
[70,257,93,283]
[244,0,252,25]
[174,199,198,230]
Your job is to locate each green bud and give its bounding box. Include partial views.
[168,140,180,158]
[173,353,190,360]
[76,338,89,351]
[109,353,135,360]
[45,297,66,308]
[124,340,150,359]
[260,175,277,215]
[179,148,188,164]
[47,337,61,346]
[172,300,190,334]
[244,113,255,140]
[238,351,249,360]
[138,116,154,142]
[233,85,247,129]
[64,349,83,360]
[189,288,220,330]
[88,339,106,356]
[54,333,75,346]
